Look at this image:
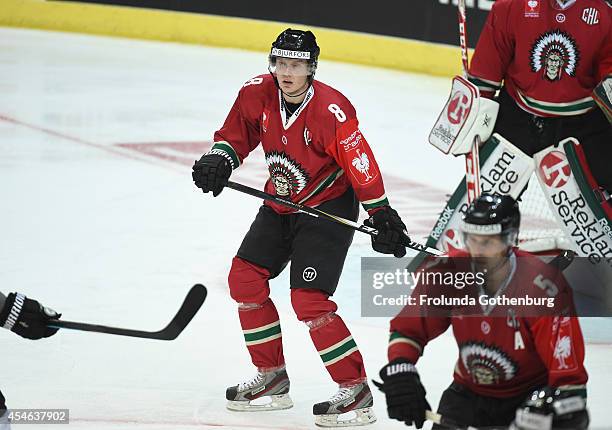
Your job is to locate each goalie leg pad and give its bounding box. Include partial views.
[534,138,612,266]
[427,133,534,254]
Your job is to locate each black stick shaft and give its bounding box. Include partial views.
[47,284,207,340]
[226,181,443,256]
[49,320,163,338]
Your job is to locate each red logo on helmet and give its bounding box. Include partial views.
[538,151,571,189]
[447,91,471,125]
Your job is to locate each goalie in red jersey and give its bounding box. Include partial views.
[192,28,412,427]
[468,0,611,194]
[376,194,589,429]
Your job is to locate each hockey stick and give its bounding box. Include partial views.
[547,249,576,272]
[226,180,444,256]
[426,410,482,430]
[47,284,207,340]
[458,0,482,204]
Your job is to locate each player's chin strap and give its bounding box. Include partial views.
[280,84,310,100]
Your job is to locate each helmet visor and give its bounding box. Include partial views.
[269,55,314,77]
[460,229,518,252]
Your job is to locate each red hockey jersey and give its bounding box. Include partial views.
[211,74,389,214]
[388,249,588,398]
[469,0,612,117]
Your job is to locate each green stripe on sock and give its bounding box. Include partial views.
[244,324,281,343]
[320,338,358,364]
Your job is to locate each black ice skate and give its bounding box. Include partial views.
[313,380,376,427]
[226,366,293,412]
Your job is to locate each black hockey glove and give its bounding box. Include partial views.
[511,386,589,430]
[373,359,430,429]
[364,206,411,258]
[192,153,232,197]
[0,293,61,340]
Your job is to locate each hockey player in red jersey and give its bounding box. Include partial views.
[192,28,412,427]
[376,194,589,429]
[468,0,611,193]
[0,291,61,427]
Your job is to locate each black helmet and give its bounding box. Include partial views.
[269,28,320,82]
[461,193,520,245]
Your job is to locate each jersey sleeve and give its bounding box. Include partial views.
[595,6,612,81]
[468,0,514,98]
[387,262,452,363]
[528,314,588,388]
[388,315,451,364]
[526,265,588,389]
[211,79,264,170]
[323,101,389,213]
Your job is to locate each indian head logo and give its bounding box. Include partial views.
[530,30,580,81]
[460,342,518,385]
[447,91,471,125]
[538,150,572,189]
[265,151,309,197]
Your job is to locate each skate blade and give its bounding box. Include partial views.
[314,407,376,427]
[227,394,293,412]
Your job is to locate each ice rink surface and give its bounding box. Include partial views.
[1,27,610,429]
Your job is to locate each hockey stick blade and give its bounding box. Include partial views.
[47,284,207,340]
[426,410,481,430]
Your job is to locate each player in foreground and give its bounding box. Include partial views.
[376,194,589,429]
[0,291,61,429]
[192,28,412,427]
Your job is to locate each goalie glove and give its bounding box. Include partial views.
[0,293,61,340]
[511,386,589,430]
[429,75,499,155]
[593,74,612,123]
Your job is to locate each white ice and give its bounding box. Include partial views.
[0,27,610,429]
